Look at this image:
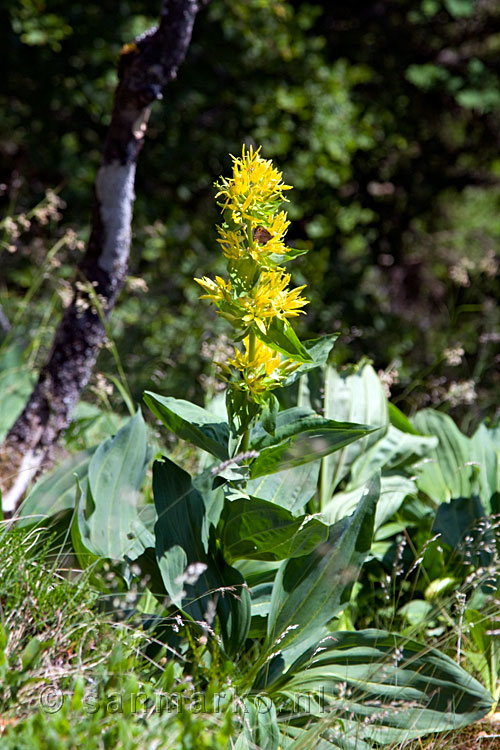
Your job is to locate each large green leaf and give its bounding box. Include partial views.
[279,630,492,745]
[85,410,152,561]
[17,447,96,526]
[70,476,101,570]
[282,724,372,750]
[250,582,274,620]
[249,409,376,479]
[412,409,477,503]
[323,475,416,531]
[470,423,500,514]
[192,468,225,550]
[153,457,250,655]
[235,698,280,750]
[246,461,320,514]
[153,457,215,608]
[300,363,389,503]
[489,424,500,451]
[0,344,35,442]
[432,495,494,571]
[254,317,312,364]
[251,407,371,449]
[464,608,500,698]
[266,474,379,663]
[348,425,437,487]
[144,391,229,460]
[222,497,328,562]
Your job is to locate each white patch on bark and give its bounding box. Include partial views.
[95,161,136,275]
[132,109,151,139]
[2,449,44,514]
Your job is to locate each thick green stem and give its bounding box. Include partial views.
[240,329,256,453]
[237,218,259,454]
[240,425,250,453]
[248,328,256,361]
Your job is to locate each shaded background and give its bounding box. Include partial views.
[1,0,499,431]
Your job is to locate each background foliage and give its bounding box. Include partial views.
[1,0,500,426]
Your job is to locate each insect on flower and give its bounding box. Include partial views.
[253,227,273,245]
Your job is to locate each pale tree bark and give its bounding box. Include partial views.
[0,0,199,514]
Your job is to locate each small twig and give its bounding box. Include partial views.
[210,451,259,476]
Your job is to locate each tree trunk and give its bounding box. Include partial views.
[0,0,199,514]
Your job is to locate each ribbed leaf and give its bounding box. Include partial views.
[153,457,250,655]
[249,409,376,479]
[236,698,280,750]
[18,447,96,526]
[254,317,312,364]
[222,497,328,562]
[0,344,35,442]
[470,423,500,514]
[85,410,151,561]
[323,475,415,531]
[280,630,492,745]
[432,495,493,571]
[70,476,100,570]
[412,409,476,503]
[304,363,389,503]
[282,724,372,750]
[348,425,437,487]
[246,461,320,514]
[266,474,379,663]
[144,391,229,460]
[250,582,274,619]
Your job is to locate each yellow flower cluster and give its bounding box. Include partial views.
[195,145,308,403]
[196,270,307,334]
[215,144,291,226]
[219,336,299,397]
[214,145,295,268]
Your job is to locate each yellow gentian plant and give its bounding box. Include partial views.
[195,145,312,448]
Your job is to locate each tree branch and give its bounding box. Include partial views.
[0,0,199,514]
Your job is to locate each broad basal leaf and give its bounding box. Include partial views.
[282,724,372,750]
[412,409,479,504]
[85,409,151,561]
[432,495,494,572]
[0,344,35,442]
[470,423,500,515]
[18,447,96,526]
[144,391,229,460]
[311,363,389,503]
[348,425,437,487]
[237,698,280,750]
[153,457,250,655]
[323,475,416,531]
[279,629,492,745]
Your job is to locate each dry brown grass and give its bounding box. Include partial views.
[402,715,500,750]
